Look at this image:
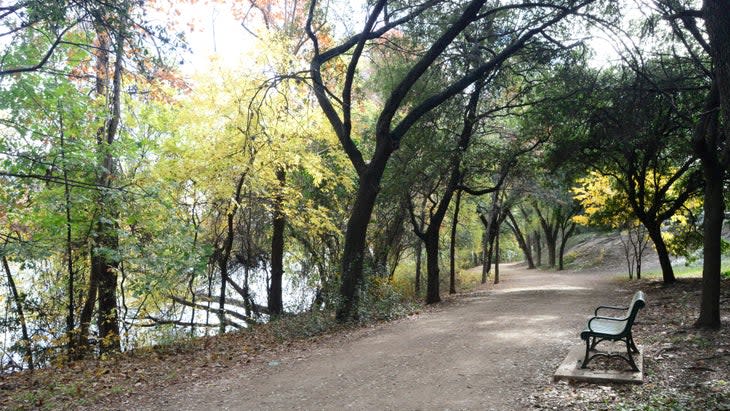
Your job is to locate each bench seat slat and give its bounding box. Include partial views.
[581,318,628,339]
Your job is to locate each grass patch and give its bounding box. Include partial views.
[455,266,484,292]
[639,258,730,280]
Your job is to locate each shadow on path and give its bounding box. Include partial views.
[146,263,628,410]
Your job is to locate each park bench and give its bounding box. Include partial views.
[580,290,646,372]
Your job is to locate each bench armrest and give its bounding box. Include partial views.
[587,315,625,332]
[594,305,628,316]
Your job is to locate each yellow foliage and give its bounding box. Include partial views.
[572,168,701,249]
[154,33,353,242]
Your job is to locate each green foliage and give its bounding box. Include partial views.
[0,0,723,375]
[267,310,338,341]
[356,276,419,323]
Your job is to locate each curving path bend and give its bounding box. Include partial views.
[139,263,628,410]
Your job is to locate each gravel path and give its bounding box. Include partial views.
[143,264,630,410]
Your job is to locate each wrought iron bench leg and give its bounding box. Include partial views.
[581,338,592,369]
[625,337,639,372]
[628,334,639,353]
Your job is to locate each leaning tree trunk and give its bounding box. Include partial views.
[269,168,286,317]
[644,223,676,284]
[506,211,534,269]
[558,222,575,271]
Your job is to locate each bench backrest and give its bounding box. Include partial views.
[626,290,646,326]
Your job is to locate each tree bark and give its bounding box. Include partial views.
[558,222,576,271]
[506,210,534,268]
[535,205,558,268]
[480,231,489,283]
[494,224,500,285]
[217,174,247,332]
[449,190,463,294]
[269,168,286,316]
[90,19,125,355]
[695,170,722,328]
[424,231,441,304]
[414,196,427,294]
[337,152,391,321]
[645,223,676,284]
[694,0,730,329]
[692,78,724,328]
[414,240,422,294]
[77,260,97,354]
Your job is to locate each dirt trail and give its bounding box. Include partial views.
[137,264,630,410]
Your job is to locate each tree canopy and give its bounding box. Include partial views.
[0,0,728,372]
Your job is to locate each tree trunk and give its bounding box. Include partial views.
[494,226,500,285]
[645,223,676,284]
[480,232,489,283]
[218,174,247,332]
[424,232,441,304]
[704,0,730,123]
[415,240,422,294]
[558,222,575,271]
[535,206,558,267]
[619,228,634,280]
[546,237,556,268]
[479,201,499,283]
[483,233,495,283]
[95,251,120,354]
[2,256,33,370]
[77,259,97,354]
[414,197,427,294]
[695,161,723,328]
[89,13,127,355]
[269,168,286,316]
[449,190,462,294]
[506,211,534,268]
[629,223,649,281]
[534,231,542,267]
[695,0,729,328]
[58,116,76,353]
[337,153,390,321]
